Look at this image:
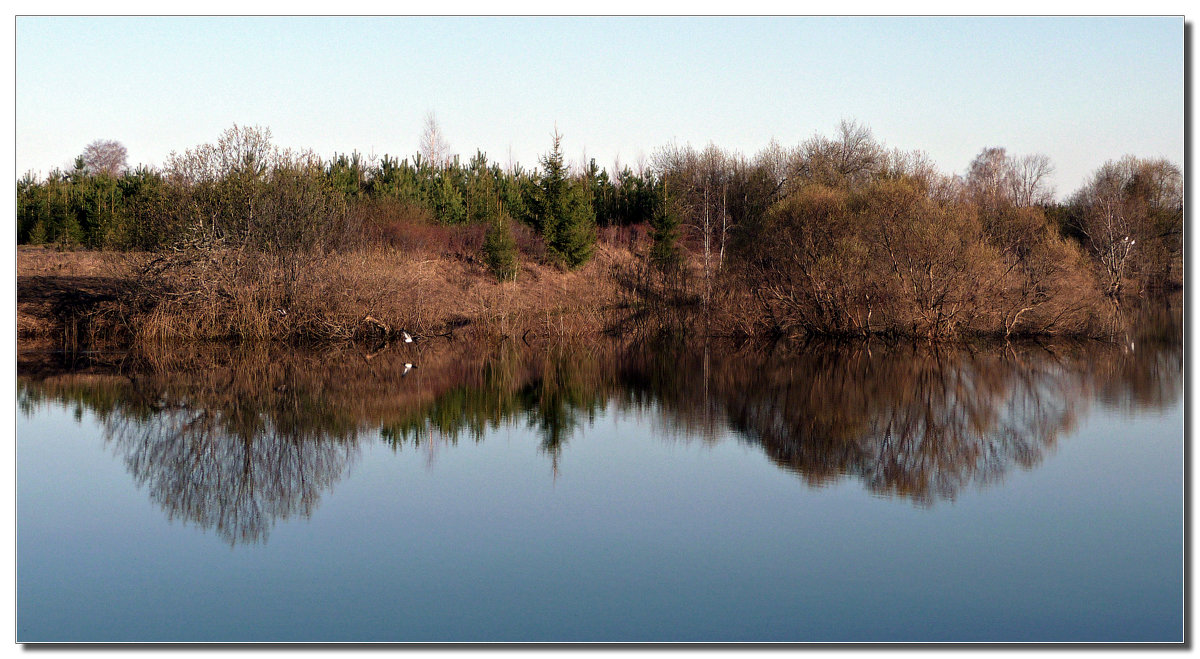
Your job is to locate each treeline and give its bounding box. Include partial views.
[16,121,1182,340]
[641,122,1182,338]
[16,125,663,272]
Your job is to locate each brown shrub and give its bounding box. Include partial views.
[99,237,631,345]
[343,198,486,262]
[598,223,649,252]
[512,221,546,262]
[720,178,1107,340]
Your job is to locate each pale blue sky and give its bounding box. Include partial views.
[15,16,1184,196]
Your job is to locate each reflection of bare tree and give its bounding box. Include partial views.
[1091,295,1183,413]
[18,345,380,546]
[687,345,1067,504]
[815,348,1080,504]
[105,408,358,545]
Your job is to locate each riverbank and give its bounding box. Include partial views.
[17,240,1163,348]
[17,246,124,341]
[17,243,639,347]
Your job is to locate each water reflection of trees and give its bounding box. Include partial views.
[649,342,1087,505]
[20,348,369,545]
[377,343,610,459]
[1091,297,1183,413]
[627,298,1179,505]
[17,300,1181,541]
[109,409,358,545]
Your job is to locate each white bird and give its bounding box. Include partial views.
[401,330,413,343]
[402,363,416,376]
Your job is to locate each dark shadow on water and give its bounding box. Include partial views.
[18,295,1182,545]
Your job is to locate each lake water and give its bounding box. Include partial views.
[16,311,1183,642]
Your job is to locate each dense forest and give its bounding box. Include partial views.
[16,119,1183,340]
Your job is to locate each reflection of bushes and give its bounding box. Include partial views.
[716,344,1079,504]
[18,303,1182,541]
[630,325,1179,504]
[1091,295,1183,413]
[381,342,613,456]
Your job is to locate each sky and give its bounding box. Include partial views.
[15,16,1184,197]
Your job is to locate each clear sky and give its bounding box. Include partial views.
[15,16,1184,197]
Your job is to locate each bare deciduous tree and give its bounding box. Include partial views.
[794,120,884,189]
[1008,153,1055,207]
[653,142,737,306]
[162,124,337,251]
[419,112,451,169]
[81,139,128,176]
[754,138,792,193]
[1070,156,1182,296]
[165,124,281,184]
[966,147,1055,210]
[966,146,1011,210]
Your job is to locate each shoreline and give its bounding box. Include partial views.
[16,243,633,347]
[16,244,1170,349]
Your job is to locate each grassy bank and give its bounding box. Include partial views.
[17,239,1156,350]
[17,240,639,347]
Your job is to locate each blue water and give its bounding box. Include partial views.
[16,342,1184,642]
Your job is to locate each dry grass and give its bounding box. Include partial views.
[17,245,136,343]
[18,219,1121,349]
[18,237,639,346]
[17,245,117,277]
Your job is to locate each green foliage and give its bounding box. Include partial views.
[648,186,681,270]
[325,152,370,199]
[118,167,172,249]
[581,159,664,228]
[16,163,167,249]
[532,132,597,269]
[483,213,520,282]
[556,183,597,268]
[17,126,661,255]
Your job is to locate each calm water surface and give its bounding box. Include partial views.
[17,313,1183,642]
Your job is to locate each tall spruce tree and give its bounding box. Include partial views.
[483,211,519,282]
[533,131,596,268]
[648,185,681,270]
[557,183,597,267]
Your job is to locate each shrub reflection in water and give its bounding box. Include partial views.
[17,298,1181,544]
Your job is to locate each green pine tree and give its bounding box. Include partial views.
[556,182,596,268]
[27,220,47,245]
[483,212,519,282]
[648,186,681,270]
[533,130,596,269]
